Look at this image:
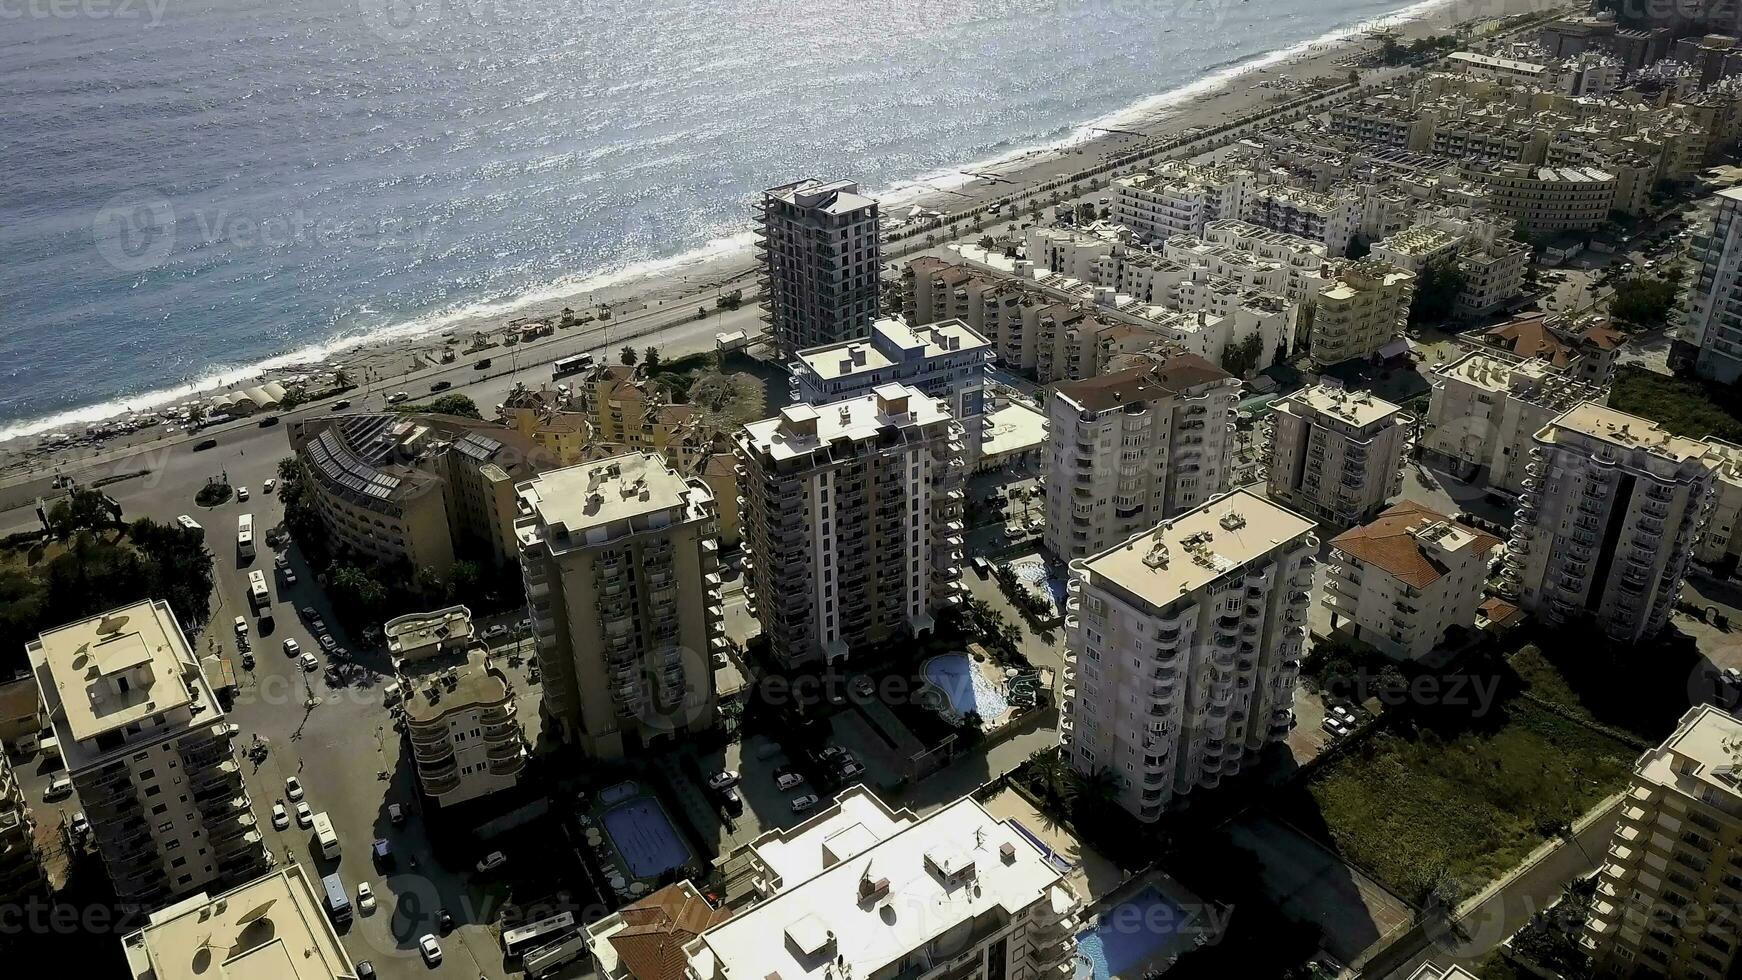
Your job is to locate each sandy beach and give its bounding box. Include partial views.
[0,0,1570,482]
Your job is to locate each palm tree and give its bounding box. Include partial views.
[1027,749,1075,808]
[1068,766,1123,815]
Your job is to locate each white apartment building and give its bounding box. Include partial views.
[1503,403,1720,643]
[1044,351,1240,561]
[791,316,994,466]
[1112,161,1252,240]
[735,385,966,666]
[1370,222,1529,319]
[121,865,360,980]
[1062,488,1317,820]
[1305,260,1416,369]
[1583,705,1742,979]
[1266,385,1412,529]
[1241,184,1361,257]
[758,178,882,356]
[1370,225,1463,274]
[386,606,525,808]
[1422,350,1606,496]
[1323,501,1501,660]
[1697,438,1742,569]
[1448,50,1568,91]
[515,452,724,757]
[28,600,269,908]
[1679,186,1742,383]
[1200,219,1332,304]
[683,786,1080,980]
[0,751,44,911]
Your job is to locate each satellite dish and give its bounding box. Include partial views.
[236,899,277,925]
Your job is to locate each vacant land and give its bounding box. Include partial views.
[1288,699,1633,905]
[1609,365,1742,443]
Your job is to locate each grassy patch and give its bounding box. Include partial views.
[1610,365,1742,443]
[1289,700,1633,905]
[1507,632,1699,745]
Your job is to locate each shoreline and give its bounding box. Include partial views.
[0,0,1566,467]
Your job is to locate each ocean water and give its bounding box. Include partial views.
[0,0,1438,438]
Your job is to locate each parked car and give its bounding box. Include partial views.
[333,399,352,410]
[429,380,451,392]
[177,514,202,530]
[234,616,248,635]
[387,391,409,404]
[282,638,300,657]
[389,802,406,825]
[298,652,319,672]
[236,486,249,501]
[373,838,395,870]
[838,761,866,780]
[318,634,337,652]
[775,771,805,791]
[851,676,875,698]
[718,786,744,812]
[475,851,507,873]
[45,777,72,800]
[284,776,304,801]
[790,794,820,813]
[474,358,492,370]
[193,439,218,451]
[357,882,377,914]
[437,908,455,933]
[707,770,739,790]
[257,416,279,427]
[295,802,313,828]
[70,812,89,836]
[418,934,442,966]
[272,803,290,830]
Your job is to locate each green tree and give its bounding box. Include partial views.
[1408,260,1468,326]
[644,347,662,372]
[1609,275,1677,327]
[620,345,638,366]
[328,565,387,624]
[46,489,121,538]
[1220,334,1265,378]
[417,393,482,419]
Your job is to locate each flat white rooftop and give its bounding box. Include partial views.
[690,789,1066,980]
[740,385,951,464]
[1541,402,1713,462]
[121,865,357,980]
[516,451,697,551]
[29,599,200,744]
[1279,384,1405,429]
[1079,488,1316,607]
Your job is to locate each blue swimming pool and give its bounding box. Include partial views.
[1073,886,1191,980]
[601,795,692,879]
[922,653,1009,718]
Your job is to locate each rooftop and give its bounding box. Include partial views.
[1052,350,1232,414]
[383,605,473,663]
[1278,384,1406,429]
[739,385,951,463]
[398,645,510,726]
[1330,501,1500,590]
[587,881,733,980]
[516,451,703,553]
[795,317,989,382]
[29,600,203,746]
[1077,488,1317,606]
[687,788,1068,980]
[120,865,357,980]
[1638,705,1742,806]
[1540,402,1714,463]
[765,178,877,217]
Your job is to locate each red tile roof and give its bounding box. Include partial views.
[1330,500,1501,589]
[608,882,734,980]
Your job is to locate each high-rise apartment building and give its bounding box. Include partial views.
[790,316,993,466]
[1111,162,1252,240]
[515,452,724,757]
[1061,489,1317,821]
[1584,704,1742,978]
[1679,186,1742,383]
[1265,385,1412,529]
[757,179,882,357]
[1043,350,1240,561]
[28,600,268,908]
[0,752,45,911]
[1503,403,1720,643]
[735,385,966,666]
[1304,260,1416,369]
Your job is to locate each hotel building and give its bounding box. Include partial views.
[1061,489,1318,820]
[28,600,268,908]
[735,385,966,666]
[515,453,725,757]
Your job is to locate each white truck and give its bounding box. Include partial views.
[714,330,749,353]
[312,811,340,860]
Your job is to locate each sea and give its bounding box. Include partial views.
[0,0,1447,440]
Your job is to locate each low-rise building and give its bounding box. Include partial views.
[587,880,733,980]
[1481,312,1625,386]
[1062,489,1317,819]
[0,671,43,751]
[1043,350,1240,560]
[1112,161,1252,240]
[1422,350,1606,495]
[120,865,360,980]
[28,600,268,908]
[1583,705,1742,977]
[1323,502,1501,660]
[1503,403,1721,643]
[1266,385,1412,529]
[1241,184,1361,257]
[684,786,1081,980]
[735,386,965,666]
[790,316,993,466]
[1474,163,1617,235]
[1304,260,1416,368]
[386,606,525,808]
[515,452,724,756]
[1697,438,1742,570]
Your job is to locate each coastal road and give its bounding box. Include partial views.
[0,293,767,535]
